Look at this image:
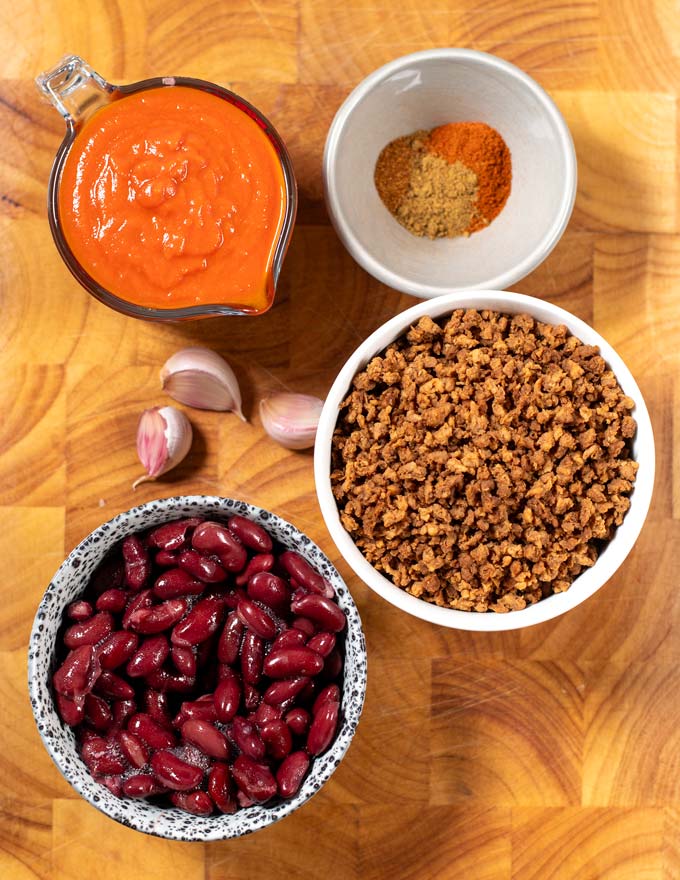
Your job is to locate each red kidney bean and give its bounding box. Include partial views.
[78,727,101,747]
[112,699,136,730]
[174,699,218,728]
[170,790,214,816]
[55,691,86,726]
[298,678,317,707]
[178,741,212,775]
[292,617,316,638]
[217,662,234,682]
[279,550,334,598]
[208,764,236,814]
[246,571,290,612]
[307,632,336,658]
[148,518,202,551]
[237,598,277,640]
[244,683,260,711]
[271,628,307,651]
[231,755,277,803]
[313,684,341,715]
[323,649,343,681]
[238,791,256,809]
[178,549,227,584]
[217,612,243,664]
[221,587,247,610]
[128,713,177,750]
[91,556,124,594]
[263,648,324,679]
[151,751,203,791]
[252,702,283,726]
[126,635,169,678]
[63,612,114,649]
[240,631,263,685]
[67,600,93,621]
[95,589,128,614]
[231,717,265,761]
[196,631,216,664]
[143,689,172,730]
[171,645,197,678]
[277,751,310,799]
[122,535,151,590]
[81,735,128,776]
[153,568,205,600]
[260,720,292,760]
[146,670,196,694]
[307,700,339,756]
[263,676,309,707]
[84,693,113,731]
[122,773,165,798]
[53,645,100,698]
[285,708,311,738]
[192,522,247,572]
[291,594,346,633]
[93,671,134,701]
[127,598,187,634]
[235,553,274,587]
[214,673,241,723]
[118,730,150,768]
[182,719,230,760]
[121,589,153,630]
[98,775,123,797]
[155,548,180,567]
[171,596,225,647]
[227,515,273,553]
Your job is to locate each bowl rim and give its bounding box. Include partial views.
[27,495,367,840]
[322,48,578,297]
[313,290,655,632]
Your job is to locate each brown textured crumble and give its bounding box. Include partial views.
[330,309,639,613]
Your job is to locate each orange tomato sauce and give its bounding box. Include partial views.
[58,86,287,313]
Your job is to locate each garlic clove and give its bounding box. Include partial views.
[160,347,245,419]
[260,393,324,450]
[133,405,193,489]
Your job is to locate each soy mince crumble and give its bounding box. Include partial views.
[330,309,639,613]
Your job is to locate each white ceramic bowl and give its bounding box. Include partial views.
[28,496,367,840]
[314,292,654,632]
[323,49,577,296]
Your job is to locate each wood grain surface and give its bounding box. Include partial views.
[1,1,679,878]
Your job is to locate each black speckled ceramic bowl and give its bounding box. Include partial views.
[28,496,367,841]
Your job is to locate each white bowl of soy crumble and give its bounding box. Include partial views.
[313,291,655,632]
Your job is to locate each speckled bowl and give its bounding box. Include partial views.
[28,496,367,840]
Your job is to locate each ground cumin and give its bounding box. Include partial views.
[374,122,512,238]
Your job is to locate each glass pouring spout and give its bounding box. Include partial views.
[36,55,116,126]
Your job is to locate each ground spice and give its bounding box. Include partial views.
[427,122,512,232]
[374,121,512,238]
[398,153,478,238]
[373,133,416,216]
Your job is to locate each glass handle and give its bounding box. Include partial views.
[35,55,114,125]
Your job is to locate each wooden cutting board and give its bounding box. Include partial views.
[1,2,679,878]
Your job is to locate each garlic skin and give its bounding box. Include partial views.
[260,393,324,450]
[133,406,193,489]
[160,347,245,419]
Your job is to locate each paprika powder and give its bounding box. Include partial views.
[427,122,511,232]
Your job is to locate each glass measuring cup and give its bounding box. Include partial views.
[36,55,297,321]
